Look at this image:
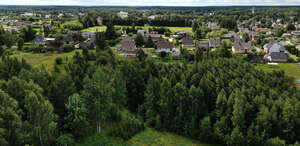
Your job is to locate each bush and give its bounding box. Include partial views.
[55,57,63,65]
[62,44,75,52]
[108,112,145,140]
[56,134,75,146]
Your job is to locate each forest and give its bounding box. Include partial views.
[0,46,299,145]
[0,5,300,146]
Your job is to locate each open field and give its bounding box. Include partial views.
[255,63,300,81]
[81,26,107,32]
[12,50,81,70]
[128,129,217,146]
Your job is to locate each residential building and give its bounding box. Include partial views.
[137,29,149,37]
[209,37,221,48]
[156,42,174,53]
[118,11,128,19]
[263,42,286,54]
[232,37,252,54]
[196,41,209,51]
[121,37,137,53]
[263,42,288,62]
[182,37,194,47]
[267,52,288,62]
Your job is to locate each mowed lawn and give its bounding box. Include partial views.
[127,128,217,146]
[255,63,300,81]
[82,26,192,33]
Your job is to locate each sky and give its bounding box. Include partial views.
[0,0,300,6]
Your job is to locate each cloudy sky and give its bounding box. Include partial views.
[0,0,300,6]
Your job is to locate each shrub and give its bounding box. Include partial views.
[55,57,63,65]
[108,113,145,140]
[62,44,75,52]
[56,134,75,146]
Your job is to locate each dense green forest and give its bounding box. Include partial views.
[0,47,299,145]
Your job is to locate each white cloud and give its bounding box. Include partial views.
[1,0,300,6]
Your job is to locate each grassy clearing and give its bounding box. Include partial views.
[255,63,300,81]
[12,50,81,70]
[127,128,217,146]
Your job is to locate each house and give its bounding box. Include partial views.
[21,12,34,17]
[266,30,275,35]
[232,37,252,54]
[82,31,102,40]
[62,35,75,45]
[222,31,236,41]
[263,42,286,54]
[248,31,260,41]
[34,35,55,45]
[296,45,300,51]
[239,28,250,34]
[137,29,149,37]
[182,37,194,47]
[79,41,94,49]
[207,22,220,30]
[209,37,221,48]
[82,31,96,39]
[177,32,189,39]
[118,11,128,19]
[252,27,267,33]
[263,42,288,62]
[121,37,137,53]
[292,31,300,36]
[156,42,174,53]
[148,15,160,20]
[146,34,162,44]
[282,33,292,37]
[34,35,45,44]
[267,52,288,62]
[196,41,209,51]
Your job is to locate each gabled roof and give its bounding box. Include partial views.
[270,52,288,61]
[209,37,221,48]
[121,37,137,52]
[233,39,252,53]
[34,35,45,43]
[263,42,286,53]
[182,37,194,45]
[157,42,173,49]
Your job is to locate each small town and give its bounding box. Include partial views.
[0,4,300,146]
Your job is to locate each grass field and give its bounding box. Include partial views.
[12,50,81,70]
[255,63,300,81]
[81,26,107,32]
[127,129,217,146]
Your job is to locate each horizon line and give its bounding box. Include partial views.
[1,4,300,7]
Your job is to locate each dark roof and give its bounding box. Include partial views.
[197,41,209,48]
[62,35,74,43]
[270,52,288,61]
[182,37,194,45]
[157,42,173,49]
[233,39,252,53]
[121,37,137,52]
[209,37,221,48]
[79,41,94,48]
[34,35,45,43]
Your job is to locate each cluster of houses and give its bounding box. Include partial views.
[33,30,98,50]
[119,30,192,57]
